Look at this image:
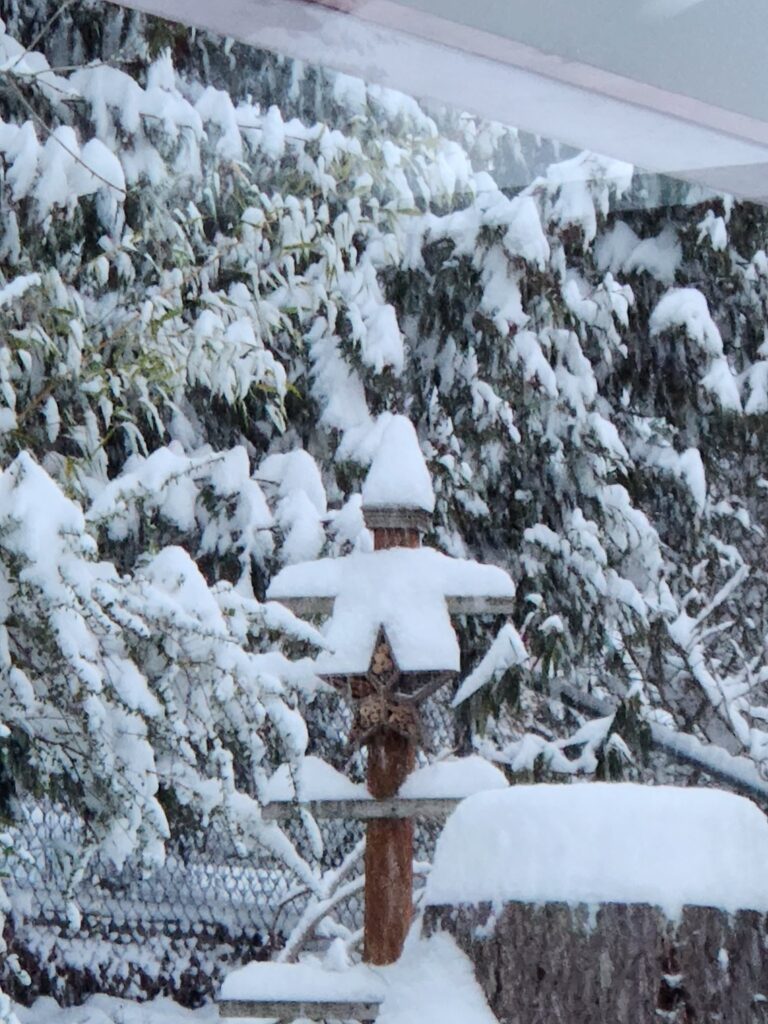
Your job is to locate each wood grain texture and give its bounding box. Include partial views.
[218,998,381,1019]
[262,797,460,820]
[364,730,415,965]
[425,900,768,1024]
[271,594,515,617]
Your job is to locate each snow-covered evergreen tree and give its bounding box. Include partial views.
[3,0,768,1007]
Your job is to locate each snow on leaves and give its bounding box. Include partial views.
[1,0,768,960]
[0,450,324,915]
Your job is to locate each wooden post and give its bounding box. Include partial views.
[363,522,419,965]
[266,419,516,964]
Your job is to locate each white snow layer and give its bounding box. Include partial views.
[267,547,514,672]
[596,223,681,284]
[220,932,496,1024]
[14,996,218,1024]
[399,756,508,798]
[650,289,741,410]
[650,288,723,355]
[426,783,768,917]
[264,754,508,802]
[220,960,386,1002]
[264,755,368,802]
[259,449,328,564]
[376,931,499,1024]
[361,416,435,513]
[15,936,498,1024]
[452,623,528,706]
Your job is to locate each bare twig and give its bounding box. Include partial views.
[9,0,80,72]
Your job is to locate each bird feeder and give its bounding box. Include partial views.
[267,416,515,964]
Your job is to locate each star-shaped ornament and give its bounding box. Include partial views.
[324,628,450,749]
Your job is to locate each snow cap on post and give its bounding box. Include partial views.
[361,416,434,534]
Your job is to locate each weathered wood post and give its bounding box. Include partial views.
[267,416,516,965]
[361,503,424,964]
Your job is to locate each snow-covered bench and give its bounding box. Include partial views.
[218,960,385,1021]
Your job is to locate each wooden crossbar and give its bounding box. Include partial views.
[218,997,381,1020]
[262,797,461,820]
[271,595,515,617]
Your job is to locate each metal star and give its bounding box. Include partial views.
[323,627,457,748]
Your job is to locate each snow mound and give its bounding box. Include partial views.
[400,757,508,799]
[264,756,367,802]
[268,548,514,673]
[362,416,435,513]
[377,931,498,1024]
[219,933,496,1024]
[426,783,768,917]
[220,960,386,1002]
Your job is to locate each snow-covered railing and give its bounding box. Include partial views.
[275,595,515,618]
[264,797,462,821]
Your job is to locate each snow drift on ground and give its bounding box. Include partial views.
[220,929,497,1024]
[13,996,218,1024]
[15,931,499,1024]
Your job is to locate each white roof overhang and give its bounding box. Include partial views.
[110,0,768,204]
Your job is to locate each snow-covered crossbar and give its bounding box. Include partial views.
[218,961,385,1021]
[218,998,381,1021]
[261,755,509,820]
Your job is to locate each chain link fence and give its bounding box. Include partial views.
[0,690,460,1007]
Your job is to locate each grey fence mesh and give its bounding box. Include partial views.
[0,689,460,1007]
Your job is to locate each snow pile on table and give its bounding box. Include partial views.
[426,783,768,917]
[220,959,385,1003]
[219,932,497,1024]
[361,415,435,513]
[268,548,514,673]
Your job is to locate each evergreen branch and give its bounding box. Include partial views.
[3,72,126,196]
[7,0,79,72]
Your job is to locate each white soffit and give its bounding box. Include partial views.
[110,0,768,204]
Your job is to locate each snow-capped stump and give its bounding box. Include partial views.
[267,415,515,965]
[423,783,768,1024]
